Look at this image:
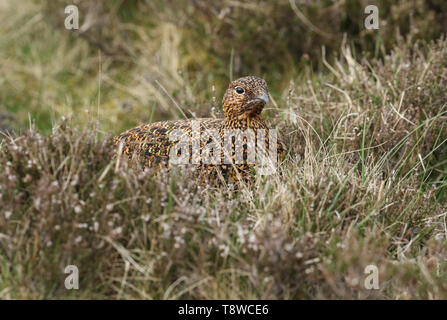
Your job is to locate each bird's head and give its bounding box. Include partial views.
[222,76,269,120]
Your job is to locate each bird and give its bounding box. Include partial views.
[114,76,283,184]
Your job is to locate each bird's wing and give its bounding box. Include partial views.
[114,119,224,166]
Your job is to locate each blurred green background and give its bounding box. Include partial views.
[0,0,446,134]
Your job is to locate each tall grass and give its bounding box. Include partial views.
[1,28,446,298]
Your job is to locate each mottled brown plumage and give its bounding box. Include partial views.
[114,76,283,183]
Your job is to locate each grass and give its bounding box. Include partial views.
[0,0,446,299]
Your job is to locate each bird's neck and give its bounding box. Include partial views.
[223,116,267,129]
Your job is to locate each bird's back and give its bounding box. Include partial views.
[114,118,224,167]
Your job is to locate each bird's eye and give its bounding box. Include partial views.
[235,86,245,94]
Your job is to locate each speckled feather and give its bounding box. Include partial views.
[114,76,284,183]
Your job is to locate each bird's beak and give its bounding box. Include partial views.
[241,90,269,117]
[255,91,269,104]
